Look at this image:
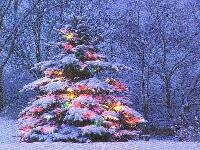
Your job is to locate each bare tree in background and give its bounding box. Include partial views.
[0,0,19,109]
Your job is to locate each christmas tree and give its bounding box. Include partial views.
[18,16,145,142]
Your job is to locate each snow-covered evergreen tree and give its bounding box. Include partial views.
[18,16,145,143]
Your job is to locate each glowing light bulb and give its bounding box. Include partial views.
[113,102,124,112]
[106,78,111,83]
[110,123,120,129]
[91,89,96,93]
[54,70,64,77]
[65,33,73,40]
[64,101,72,109]
[125,117,144,124]
[68,93,76,100]
[105,115,119,121]
[67,88,73,92]
[32,107,44,113]
[66,88,77,100]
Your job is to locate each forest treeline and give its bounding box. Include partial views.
[0,0,199,129]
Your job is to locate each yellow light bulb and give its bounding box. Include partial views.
[66,88,77,100]
[68,93,76,100]
[114,105,123,112]
[113,102,124,112]
[65,33,73,40]
[57,71,63,76]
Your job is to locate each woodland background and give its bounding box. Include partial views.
[0,0,199,132]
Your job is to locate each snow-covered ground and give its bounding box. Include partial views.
[0,117,199,150]
[0,117,19,144]
[1,141,200,150]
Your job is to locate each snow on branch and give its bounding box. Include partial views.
[65,107,100,122]
[75,77,114,92]
[85,60,133,72]
[73,95,99,106]
[20,77,52,92]
[31,54,80,71]
[80,125,112,136]
[41,80,70,93]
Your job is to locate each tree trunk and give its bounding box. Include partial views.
[165,76,173,119]
[144,67,150,120]
[0,66,5,110]
[35,36,41,63]
[33,0,43,63]
[141,50,148,120]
